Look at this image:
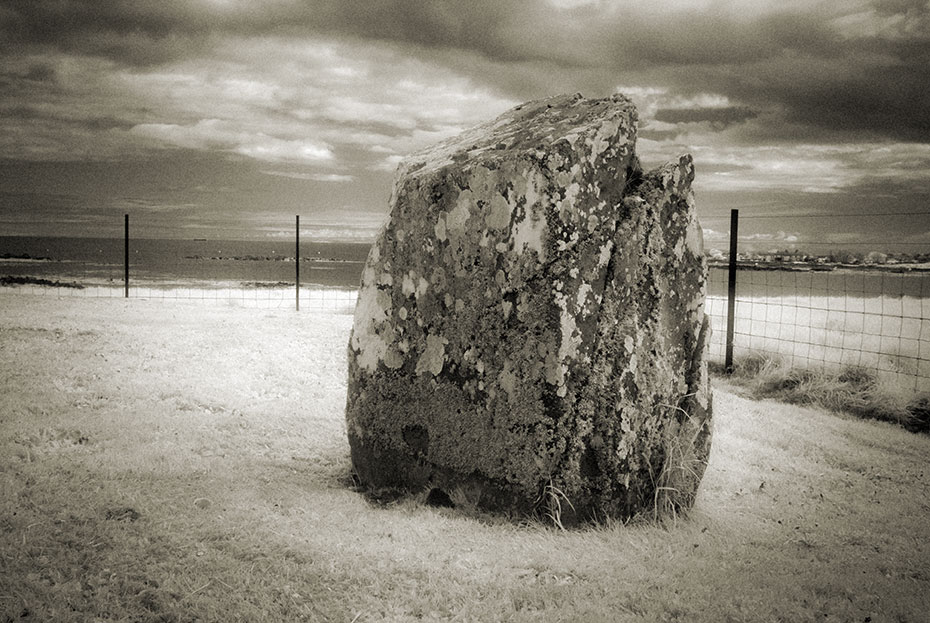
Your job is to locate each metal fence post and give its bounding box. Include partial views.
[124,214,129,298]
[725,208,738,373]
[295,215,300,311]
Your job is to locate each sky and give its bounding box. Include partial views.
[1,0,929,253]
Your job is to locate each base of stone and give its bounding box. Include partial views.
[348,433,541,518]
[347,432,706,526]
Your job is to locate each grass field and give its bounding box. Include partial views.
[1,294,929,622]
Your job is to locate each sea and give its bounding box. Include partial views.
[0,236,371,289]
[705,264,930,301]
[2,235,929,297]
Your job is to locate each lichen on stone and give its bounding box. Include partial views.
[345,93,712,524]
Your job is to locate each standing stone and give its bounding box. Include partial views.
[346,93,711,523]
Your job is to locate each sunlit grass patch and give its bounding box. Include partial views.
[714,353,930,433]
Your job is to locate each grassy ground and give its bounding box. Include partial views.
[716,355,930,433]
[1,295,929,622]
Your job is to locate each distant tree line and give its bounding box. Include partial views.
[707,248,930,266]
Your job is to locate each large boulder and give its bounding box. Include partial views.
[346,93,711,523]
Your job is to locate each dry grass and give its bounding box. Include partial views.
[716,354,930,433]
[2,294,929,622]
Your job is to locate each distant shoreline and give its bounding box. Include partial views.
[708,260,930,274]
[0,275,359,291]
[0,236,370,289]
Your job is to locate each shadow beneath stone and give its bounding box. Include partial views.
[425,487,455,508]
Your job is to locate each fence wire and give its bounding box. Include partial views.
[2,215,928,387]
[706,266,929,389]
[1,282,359,313]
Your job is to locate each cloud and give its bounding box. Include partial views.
[4,1,930,146]
[261,170,356,183]
[309,173,355,183]
[701,227,729,242]
[263,208,388,242]
[369,154,406,172]
[130,119,335,163]
[234,138,333,163]
[653,106,758,127]
[0,31,516,165]
[743,231,801,243]
[111,198,201,212]
[270,226,382,242]
[1,0,929,247]
[636,133,930,197]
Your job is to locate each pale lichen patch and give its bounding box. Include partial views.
[383,347,405,370]
[511,211,546,258]
[597,241,613,268]
[576,282,593,311]
[544,350,562,386]
[556,292,582,367]
[415,276,429,300]
[486,192,512,230]
[556,181,582,220]
[351,286,394,372]
[557,230,580,251]
[402,272,416,297]
[446,188,472,234]
[685,214,703,257]
[498,360,517,399]
[415,334,447,376]
[695,361,710,410]
[586,119,621,160]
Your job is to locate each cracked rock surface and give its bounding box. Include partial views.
[345,93,711,523]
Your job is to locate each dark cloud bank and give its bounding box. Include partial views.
[4,0,929,142]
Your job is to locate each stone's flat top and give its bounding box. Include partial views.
[401,93,638,178]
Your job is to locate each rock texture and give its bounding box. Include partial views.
[346,93,711,523]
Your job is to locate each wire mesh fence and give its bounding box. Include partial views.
[2,281,359,313]
[0,216,365,313]
[702,209,929,389]
[2,212,928,387]
[706,268,929,388]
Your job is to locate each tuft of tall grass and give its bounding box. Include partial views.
[714,354,930,433]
